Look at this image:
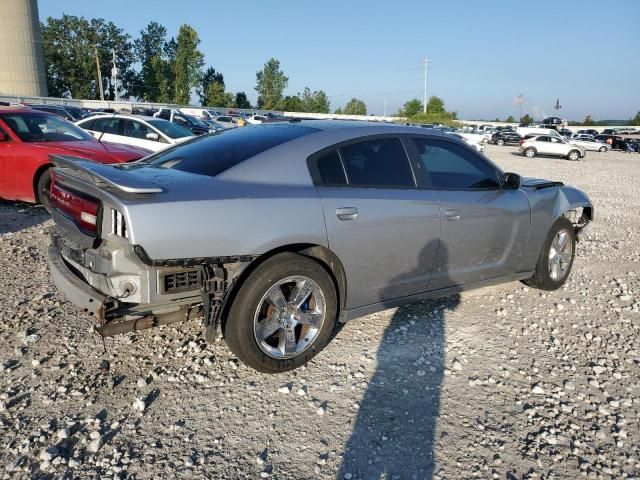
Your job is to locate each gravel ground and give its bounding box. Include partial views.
[0,146,638,480]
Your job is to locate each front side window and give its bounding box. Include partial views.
[338,138,415,187]
[412,138,500,190]
[0,113,92,142]
[147,119,192,139]
[123,119,153,139]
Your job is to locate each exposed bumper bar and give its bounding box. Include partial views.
[48,243,107,317]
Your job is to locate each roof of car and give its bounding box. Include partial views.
[79,114,164,122]
[0,105,52,114]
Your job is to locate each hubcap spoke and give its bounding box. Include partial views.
[297,311,323,328]
[283,326,297,354]
[289,280,313,308]
[255,314,281,341]
[267,287,288,311]
[557,231,568,250]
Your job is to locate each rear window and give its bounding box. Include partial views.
[145,123,318,177]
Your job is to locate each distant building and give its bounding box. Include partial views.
[0,0,48,97]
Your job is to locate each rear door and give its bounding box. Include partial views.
[89,117,122,145]
[310,136,441,309]
[121,119,165,151]
[409,137,530,290]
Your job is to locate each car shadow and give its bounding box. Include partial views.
[0,200,49,235]
[338,242,459,480]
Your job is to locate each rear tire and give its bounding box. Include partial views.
[524,148,536,158]
[223,253,338,373]
[523,217,576,291]
[35,169,52,213]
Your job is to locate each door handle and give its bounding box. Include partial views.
[445,209,461,221]
[336,207,358,220]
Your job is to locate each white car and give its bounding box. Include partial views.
[76,115,194,152]
[519,135,586,161]
[246,114,269,125]
[569,138,610,152]
[447,133,485,152]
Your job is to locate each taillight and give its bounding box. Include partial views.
[50,173,99,235]
[519,139,525,146]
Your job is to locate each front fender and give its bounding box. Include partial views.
[519,185,593,272]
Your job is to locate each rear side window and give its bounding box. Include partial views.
[316,150,347,185]
[146,123,319,177]
[339,138,415,187]
[92,117,120,135]
[80,118,96,130]
[412,138,500,190]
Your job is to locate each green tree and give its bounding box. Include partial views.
[41,15,135,100]
[255,58,289,110]
[173,24,204,104]
[204,81,234,107]
[278,95,303,112]
[334,107,343,114]
[505,115,515,123]
[520,114,534,126]
[400,98,423,117]
[234,92,251,109]
[133,21,167,101]
[342,98,367,115]
[299,87,330,113]
[199,67,224,105]
[631,112,640,126]
[583,115,595,126]
[426,96,446,114]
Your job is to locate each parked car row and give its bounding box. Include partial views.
[0,106,150,210]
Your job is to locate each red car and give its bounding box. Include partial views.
[0,107,150,209]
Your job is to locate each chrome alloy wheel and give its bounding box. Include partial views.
[548,229,573,281]
[253,275,326,359]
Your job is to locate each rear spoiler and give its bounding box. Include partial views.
[50,155,163,194]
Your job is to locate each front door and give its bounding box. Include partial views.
[311,137,441,309]
[409,137,530,290]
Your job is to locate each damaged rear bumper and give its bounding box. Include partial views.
[48,243,108,318]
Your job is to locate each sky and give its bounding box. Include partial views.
[39,0,640,120]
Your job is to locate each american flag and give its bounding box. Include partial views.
[513,94,524,106]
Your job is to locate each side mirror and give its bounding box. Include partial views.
[146,132,160,141]
[0,131,7,142]
[502,172,521,190]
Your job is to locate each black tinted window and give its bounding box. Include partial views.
[339,138,414,187]
[316,150,346,185]
[412,138,500,189]
[147,123,319,177]
[92,117,120,134]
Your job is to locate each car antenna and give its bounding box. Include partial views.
[96,112,117,144]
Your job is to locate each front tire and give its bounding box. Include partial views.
[567,150,580,161]
[523,217,576,291]
[497,139,505,146]
[223,253,338,373]
[35,169,52,213]
[598,146,607,152]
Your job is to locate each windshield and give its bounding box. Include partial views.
[147,119,193,139]
[0,112,93,142]
[143,123,319,177]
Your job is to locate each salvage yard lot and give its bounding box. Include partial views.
[0,146,638,479]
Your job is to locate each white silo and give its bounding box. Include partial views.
[0,0,48,97]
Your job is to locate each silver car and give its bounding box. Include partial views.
[48,122,593,372]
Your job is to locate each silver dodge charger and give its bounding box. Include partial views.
[48,121,593,372]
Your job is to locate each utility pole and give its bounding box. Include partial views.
[94,47,104,101]
[423,58,430,113]
[383,98,387,117]
[111,49,119,102]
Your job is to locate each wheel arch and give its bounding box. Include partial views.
[219,243,348,332]
[32,163,52,203]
